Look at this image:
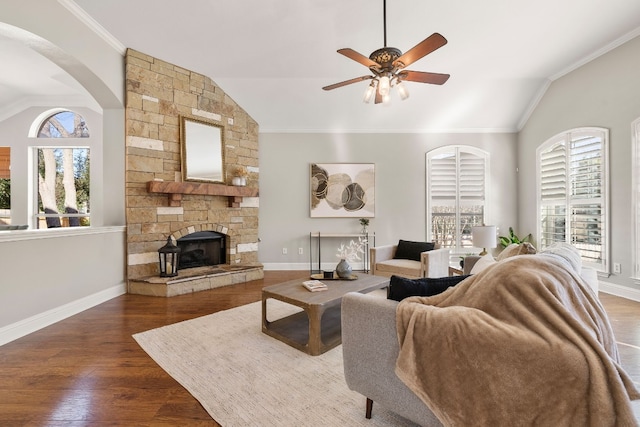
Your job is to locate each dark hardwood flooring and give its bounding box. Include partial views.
[0,271,638,426]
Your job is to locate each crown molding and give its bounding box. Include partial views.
[516,79,552,131]
[517,26,640,132]
[549,26,640,81]
[259,127,517,134]
[58,0,126,55]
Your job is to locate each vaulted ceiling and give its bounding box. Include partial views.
[2,0,640,133]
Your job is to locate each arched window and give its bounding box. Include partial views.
[33,110,90,229]
[38,110,90,138]
[537,127,609,272]
[426,146,489,250]
[632,118,640,281]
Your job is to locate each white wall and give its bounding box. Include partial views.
[518,35,640,296]
[258,132,519,270]
[0,1,126,344]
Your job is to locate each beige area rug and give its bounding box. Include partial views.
[133,298,419,426]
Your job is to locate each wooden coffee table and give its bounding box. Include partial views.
[261,273,388,356]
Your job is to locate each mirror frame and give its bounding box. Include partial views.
[180,115,225,183]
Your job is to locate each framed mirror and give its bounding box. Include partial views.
[180,115,225,183]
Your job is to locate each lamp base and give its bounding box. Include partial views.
[479,248,488,256]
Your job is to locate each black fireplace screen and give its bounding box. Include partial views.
[176,231,226,269]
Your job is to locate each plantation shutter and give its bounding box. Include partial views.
[537,128,608,272]
[460,151,484,203]
[539,143,567,247]
[427,147,487,249]
[429,152,457,201]
[428,151,457,247]
[569,131,605,265]
[540,143,566,201]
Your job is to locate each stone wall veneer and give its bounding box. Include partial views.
[125,49,261,291]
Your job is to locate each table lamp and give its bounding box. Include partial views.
[472,225,497,256]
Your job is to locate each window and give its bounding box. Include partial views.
[0,147,10,225]
[537,128,609,272]
[632,118,640,281]
[426,146,489,250]
[33,110,90,229]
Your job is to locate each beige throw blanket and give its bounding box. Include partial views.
[395,254,640,426]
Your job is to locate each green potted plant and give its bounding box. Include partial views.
[498,227,532,248]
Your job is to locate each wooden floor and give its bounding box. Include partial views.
[0,271,638,426]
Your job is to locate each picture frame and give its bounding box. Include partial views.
[310,163,375,218]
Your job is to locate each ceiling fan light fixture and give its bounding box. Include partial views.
[396,81,410,100]
[378,75,390,96]
[322,0,449,104]
[382,93,391,105]
[363,82,376,104]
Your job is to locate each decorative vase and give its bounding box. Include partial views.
[336,258,352,278]
[231,176,246,186]
[361,226,368,235]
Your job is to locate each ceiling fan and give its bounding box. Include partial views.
[322,0,450,104]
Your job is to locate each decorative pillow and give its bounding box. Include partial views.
[393,240,435,261]
[470,254,497,274]
[387,274,471,302]
[496,242,537,261]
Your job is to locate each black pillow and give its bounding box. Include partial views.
[393,240,435,261]
[387,274,471,302]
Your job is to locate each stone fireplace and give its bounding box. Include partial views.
[124,49,263,297]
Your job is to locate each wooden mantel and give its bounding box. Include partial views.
[147,181,259,208]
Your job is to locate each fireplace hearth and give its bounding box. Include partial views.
[177,231,226,270]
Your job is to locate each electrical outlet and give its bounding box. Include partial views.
[298,248,303,255]
[282,248,287,255]
[613,263,621,274]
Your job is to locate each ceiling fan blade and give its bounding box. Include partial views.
[322,75,373,91]
[337,48,379,68]
[393,33,448,69]
[399,70,450,85]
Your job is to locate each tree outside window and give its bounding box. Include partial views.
[35,111,90,228]
[0,146,10,224]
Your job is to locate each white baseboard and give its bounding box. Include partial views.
[262,262,367,272]
[0,282,127,346]
[599,280,640,303]
[262,262,309,271]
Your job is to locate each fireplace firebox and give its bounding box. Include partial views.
[176,231,226,270]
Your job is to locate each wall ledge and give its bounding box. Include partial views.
[0,225,126,243]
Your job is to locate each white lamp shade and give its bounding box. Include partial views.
[363,84,375,103]
[472,225,497,251]
[378,75,390,96]
[396,81,410,100]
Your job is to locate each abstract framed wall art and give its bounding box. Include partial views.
[310,163,375,218]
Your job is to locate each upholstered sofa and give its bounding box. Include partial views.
[370,240,450,279]
[342,248,601,425]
